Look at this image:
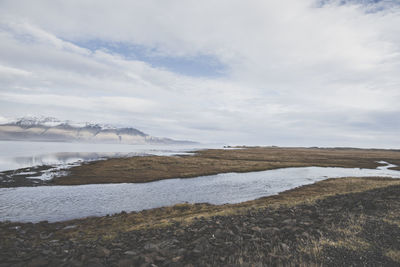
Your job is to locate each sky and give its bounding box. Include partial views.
[0,0,400,147]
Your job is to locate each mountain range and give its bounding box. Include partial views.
[0,117,195,145]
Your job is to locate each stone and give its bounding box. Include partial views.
[282,219,296,225]
[144,242,159,251]
[280,243,290,252]
[192,236,210,251]
[28,257,49,267]
[87,258,104,267]
[63,225,77,230]
[124,250,138,256]
[39,232,53,240]
[96,246,111,257]
[251,226,262,232]
[214,228,224,238]
[262,218,275,224]
[172,256,183,262]
[68,259,84,267]
[118,258,135,267]
[154,255,166,262]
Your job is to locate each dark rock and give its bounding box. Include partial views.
[176,248,187,255]
[192,236,210,251]
[282,219,296,225]
[124,250,138,256]
[96,246,111,257]
[63,225,77,230]
[214,228,224,238]
[172,255,183,262]
[262,218,275,225]
[280,243,290,252]
[68,259,84,267]
[118,258,136,267]
[39,232,53,239]
[28,257,49,267]
[87,258,104,267]
[143,242,159,251]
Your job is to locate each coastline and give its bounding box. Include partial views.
[2,146,400,188]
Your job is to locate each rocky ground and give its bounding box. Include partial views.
[0,164,71,188]
[0,165,54,187]
[1,178,400,266]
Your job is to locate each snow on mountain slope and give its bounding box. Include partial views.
[13,116,117,130]
[0,116,195,145]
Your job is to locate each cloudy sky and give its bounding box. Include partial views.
[0,0,400,147]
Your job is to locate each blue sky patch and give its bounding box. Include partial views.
[316,0,397,13]
[318,0,385,5]
[72,40,227,78]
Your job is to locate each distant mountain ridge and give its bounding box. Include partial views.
[0,116,195,145]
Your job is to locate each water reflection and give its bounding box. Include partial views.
[0,140,206,172]
[14,152,141,166]
[0,152,134,172]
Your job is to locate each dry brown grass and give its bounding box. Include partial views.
[318,214,370,251]
[385,250,400,262]
[383,209,400,228]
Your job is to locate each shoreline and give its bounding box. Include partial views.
[2,163,400,223]
[2,146,400,188]
[1,176,400,265]
[48,146,400,185]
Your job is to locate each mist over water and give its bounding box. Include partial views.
[0,141,215,172]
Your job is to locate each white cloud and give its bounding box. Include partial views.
[0,65,31,77]
[0,115,12,124]
[0,0,400,147]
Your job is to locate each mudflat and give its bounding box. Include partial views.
[52,146,400,185]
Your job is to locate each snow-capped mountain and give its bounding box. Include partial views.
[14,116,62,127]
[14,116,117,130]
[0,116,195,145]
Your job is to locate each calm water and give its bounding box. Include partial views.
[1,162,399,223]
[0,140,216,172]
